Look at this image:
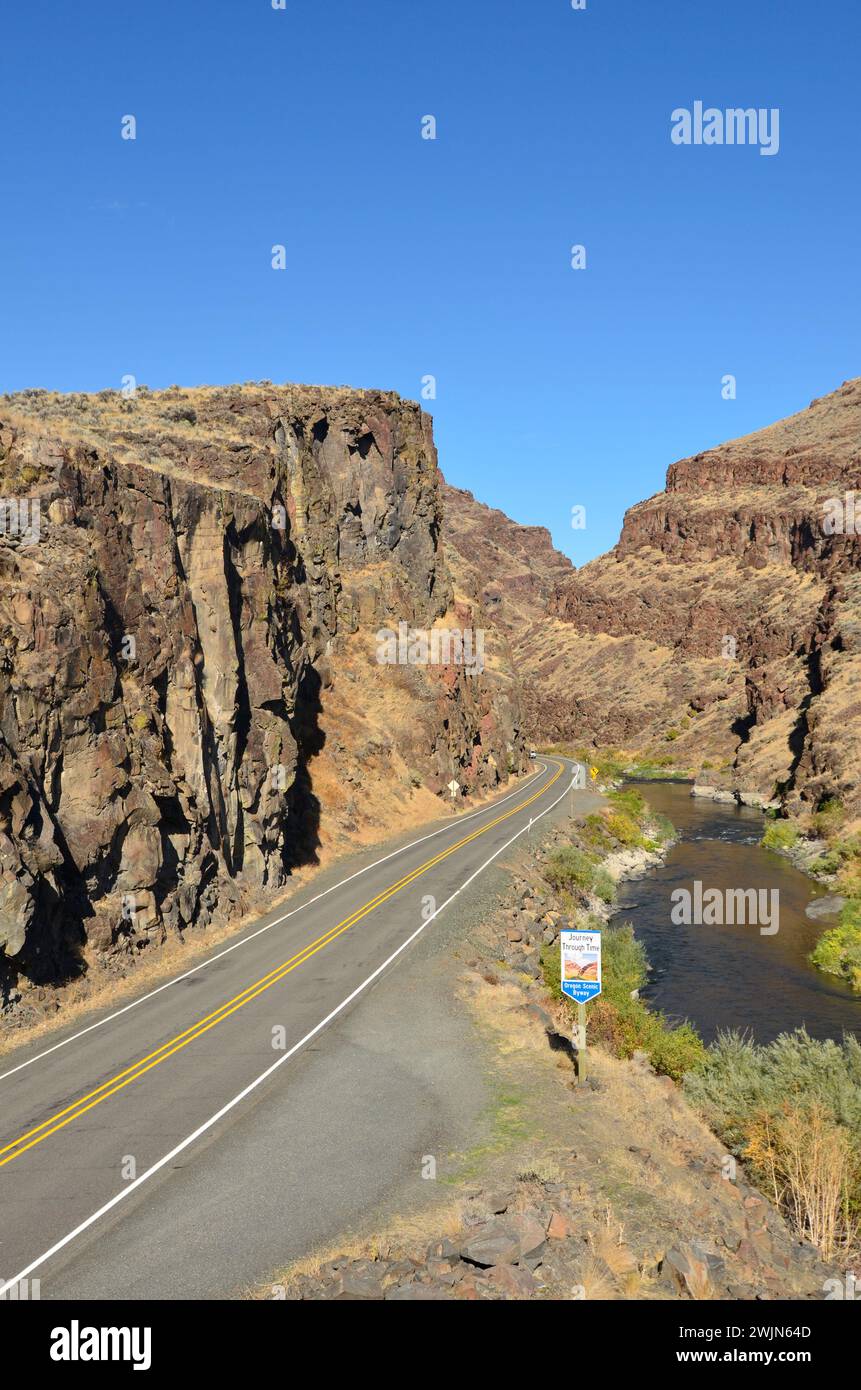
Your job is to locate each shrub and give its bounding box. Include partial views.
[581,814,613,854]
[684,1028,861,1150]
[761,820,799,852]
[544,846,615,904]
[608,787,646,819]
[683,1030,861,1252]
[603,810,645,848]
[541,924,706,1082]
[165,405,197,426]
[580,789,673,853]
[645,1018,707,1082]
[813,797,846,838]
[810,899,861,992]
[650,811,676,846]
[742,1104,859,1257]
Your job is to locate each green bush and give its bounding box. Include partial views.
[644,1017,707,1082]
[544,846,615,904]
[541,924,706,1082]
[810,899,861,992]
[607,787,646,819]
[649,811,676,846]
[603,810,645,848]
[807,848,844,877]
[761,820,800,852]
[683,1028,861,1153]
[684,1029,861,1252]
[580,814,614,854]
[579,789,674,853]
[813,797,846,838]
[628,754,681,776]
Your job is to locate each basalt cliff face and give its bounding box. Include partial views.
[501,378,861,812]
[4,376,859,1001]
[443,380,861,814]
[0,385,526,996]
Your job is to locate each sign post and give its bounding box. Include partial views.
[570,762,586,816]
[447,779,460,801]
[560,927,602,1087]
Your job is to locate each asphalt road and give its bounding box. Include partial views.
[0,755,581,1299]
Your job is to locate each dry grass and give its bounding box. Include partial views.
[570,1254,618,1301]
[460,977,549,1058]
[250,1199,467,1299]
[743,1104,860,1258]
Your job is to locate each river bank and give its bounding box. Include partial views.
[611,779,861,1045]
[256,789,846,1300]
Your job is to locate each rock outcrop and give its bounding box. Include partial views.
[445,379,861,815]
[5,374,859,998]
[0,385,526,993]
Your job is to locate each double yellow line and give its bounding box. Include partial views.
[0,760,563,1171]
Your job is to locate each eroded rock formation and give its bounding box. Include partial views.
[0,385,525,993]
[445,379,861,814]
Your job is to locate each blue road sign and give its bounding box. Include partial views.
[560,928,602,1003]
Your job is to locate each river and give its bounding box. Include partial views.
[608,779,861,1044]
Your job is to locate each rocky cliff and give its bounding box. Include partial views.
[535,379,861,812]
[0,385,526,996]
[5,375,859,1001]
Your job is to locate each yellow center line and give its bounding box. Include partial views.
[0,760,563,1169]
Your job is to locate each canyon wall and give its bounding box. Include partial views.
[442,379,861,815]
[0,386,525,995]
[543,378,861,810]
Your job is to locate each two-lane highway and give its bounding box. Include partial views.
[0,756,578,1299]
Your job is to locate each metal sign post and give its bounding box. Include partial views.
[577,1002,587,1085]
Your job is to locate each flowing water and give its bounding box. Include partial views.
[608,780,861,1045]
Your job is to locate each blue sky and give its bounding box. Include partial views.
[1,0,858,562]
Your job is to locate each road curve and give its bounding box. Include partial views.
[0,756,578,1299]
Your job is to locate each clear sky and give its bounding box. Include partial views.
[1,0,858,562]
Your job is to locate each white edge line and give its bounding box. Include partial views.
[0,760,572,1296]
[0,763,551,1085]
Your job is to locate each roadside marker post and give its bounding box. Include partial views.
[570,762,586,816]
[560,927,602,1087]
